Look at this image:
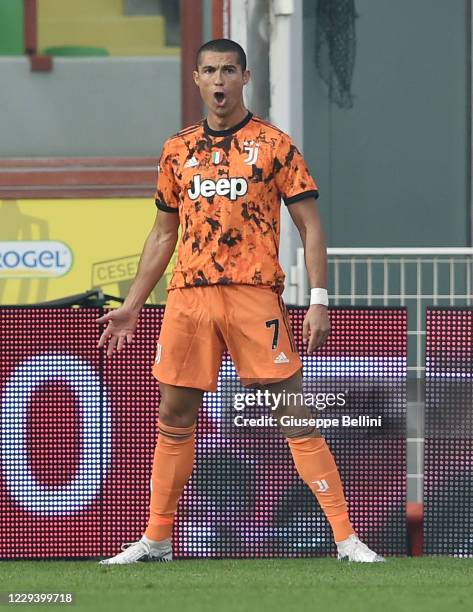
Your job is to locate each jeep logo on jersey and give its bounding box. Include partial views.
[187,175,248,201]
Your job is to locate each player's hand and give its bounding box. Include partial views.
[96,306,139,357]
[302,305,331,354]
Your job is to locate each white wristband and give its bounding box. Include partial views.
[310,288,329,306]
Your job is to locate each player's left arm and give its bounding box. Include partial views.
[288,198,331,353]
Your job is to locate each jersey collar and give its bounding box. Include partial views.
[204,111,253,137]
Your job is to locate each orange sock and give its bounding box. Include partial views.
[287,436,355,542]
[144,420,195,542]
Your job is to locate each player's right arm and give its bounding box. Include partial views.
[97,209,179,356]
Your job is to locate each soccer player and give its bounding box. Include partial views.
[98,39,384,564]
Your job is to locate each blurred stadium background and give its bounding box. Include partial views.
[1,1,473,603]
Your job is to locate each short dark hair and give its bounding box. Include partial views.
[196,38,247,72]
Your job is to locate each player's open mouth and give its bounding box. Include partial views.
[214,92,226,107]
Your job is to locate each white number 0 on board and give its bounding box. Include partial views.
[1,354,111,516]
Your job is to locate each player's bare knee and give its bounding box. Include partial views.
[261,371,317,438]
[158,383,202,428]
[276,405,321,439]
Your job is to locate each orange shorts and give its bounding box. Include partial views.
[152,284,302,392]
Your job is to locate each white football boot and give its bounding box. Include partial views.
[336,534,385,562]
[99,537,172,565]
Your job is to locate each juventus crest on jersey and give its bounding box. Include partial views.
[155,112,318,293]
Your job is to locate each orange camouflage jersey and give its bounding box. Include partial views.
[155,111,318,293]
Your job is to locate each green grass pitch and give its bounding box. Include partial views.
[1,558,472,612]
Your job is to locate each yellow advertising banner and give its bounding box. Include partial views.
[0,199,175,305]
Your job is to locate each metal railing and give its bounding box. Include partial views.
[293,247,473,376]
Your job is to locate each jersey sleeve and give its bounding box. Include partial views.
[273,133,319,205]
[155,140,180,213]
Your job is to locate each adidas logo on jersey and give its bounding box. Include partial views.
[188,174,248,201]
[274,352,290,364]
[185,156,199,168]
